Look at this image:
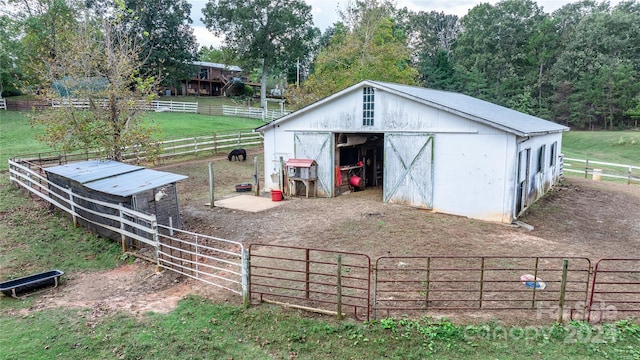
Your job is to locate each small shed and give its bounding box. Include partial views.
[257,80,569,223]
[45,160,187,241]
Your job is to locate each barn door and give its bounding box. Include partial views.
[383,133,433,208]
[515,148,531,216]
[293,132,333,197]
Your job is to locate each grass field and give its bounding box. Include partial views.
[0,110,265,171]
[2,110,640,359]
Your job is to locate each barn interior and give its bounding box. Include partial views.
[335,133,384,194]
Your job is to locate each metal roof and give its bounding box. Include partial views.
[285,159,316,168]
[193,61,242,72]
[257,80,569,136]
[84,169,187,197]
[45,160,187,197]
[369,81,568,136]
[45,160,142,184]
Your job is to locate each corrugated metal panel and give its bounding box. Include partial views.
[293,132,333,197]
[370,81,568,136]
[45,160,142,184]
[84,169,188,197]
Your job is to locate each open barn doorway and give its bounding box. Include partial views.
[335,133,384,194]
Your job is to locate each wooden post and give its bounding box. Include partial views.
[305,249,310,299]
[279,156,284,193]
[557,259,569,323]
[254,156,260,196]
[242,248,250,308]
[119,203,126,253]
[337,255,343,320]
[584,159,589,178]
[208,162,214,208]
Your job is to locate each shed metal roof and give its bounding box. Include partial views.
[84,169,188,197]
[45,160,142,184]
[257,80,568,136]
[45,160,187,197]
[285,159,317,168]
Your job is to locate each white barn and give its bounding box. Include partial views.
[256,80,569,223]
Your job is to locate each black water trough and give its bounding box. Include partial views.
[0,270,64,298]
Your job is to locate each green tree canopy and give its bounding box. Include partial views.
[202,0,317,107]
[29,5,160,161]
[294,0,418,106]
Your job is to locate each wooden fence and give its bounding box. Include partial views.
[562,157,640,185]
[11,129,262,168]
[51,99,199,113]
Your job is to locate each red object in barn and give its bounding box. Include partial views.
[349,175,364,188]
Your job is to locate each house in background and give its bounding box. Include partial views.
[180,61,260,97]
[256,80,569,224]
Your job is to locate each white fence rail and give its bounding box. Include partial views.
[157,225,246,296]
[563,157,640,184]
[47,98,289,119]
[0,98,6,110]
[8,159,248,301]
[222,104,289,121]
[13,129,262,168]
[51,98,199,113]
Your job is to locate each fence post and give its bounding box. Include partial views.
[209,162,215,208]
[628,166,633,185]
[242,248,250,308]
[151,216,160,272]
[305,249,310,299]
[68,187,78,228]
[119,203,127,253]
[557,258,569,323]
[584,159,589,178]
[337,255,343,320]
[479,257,485,308]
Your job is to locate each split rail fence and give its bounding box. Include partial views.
[563,157,640,185]
[7,159,640,322]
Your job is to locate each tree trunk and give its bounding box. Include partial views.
[261,57,268,109]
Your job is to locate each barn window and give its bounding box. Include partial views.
[549,142,557,167]
[362,87,375,126]
[537,145,546,173]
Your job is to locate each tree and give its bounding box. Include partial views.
[122,0,198,88]
[551,2,640,129]
[455,0,548,108]
[202,0,317,108]
[294,0,418,105]
[29,5,160,161]
[0,14,23,97]
[404,10,460,90]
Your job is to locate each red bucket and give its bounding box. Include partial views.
[271,189,283,201]
[349,175,364,188]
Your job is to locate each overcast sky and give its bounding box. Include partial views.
[189,0,623,48]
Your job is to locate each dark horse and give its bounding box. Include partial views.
[228,148,247,161]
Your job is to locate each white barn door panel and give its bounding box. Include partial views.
[383,133,433,208]
[293,132,333,197]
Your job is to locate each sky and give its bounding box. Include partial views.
[189,0,623,48]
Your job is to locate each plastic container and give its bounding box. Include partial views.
[271,189,283,201]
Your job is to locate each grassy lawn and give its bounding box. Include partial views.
[562,131,640,165]
[0,111,265,171]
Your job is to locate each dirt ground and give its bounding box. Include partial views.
[11,153,640,322]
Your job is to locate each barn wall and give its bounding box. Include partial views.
[132,184,182,229]
[517,133,564,212]
[431,133,516,223]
